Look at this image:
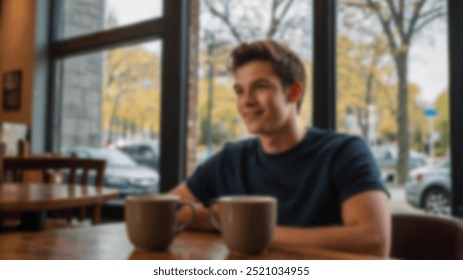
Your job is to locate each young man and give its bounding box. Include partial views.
[170,40,390,257]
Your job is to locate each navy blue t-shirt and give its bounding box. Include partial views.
[187,127,388,227]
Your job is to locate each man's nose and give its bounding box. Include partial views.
[241,90,257,106]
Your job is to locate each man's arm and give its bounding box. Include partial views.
[170,184,390,257]
[272,190,391,257]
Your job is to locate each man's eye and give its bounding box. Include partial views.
[254,84,268,89]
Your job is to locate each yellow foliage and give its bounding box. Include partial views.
[102,46,161,136]
[337,35,427,145]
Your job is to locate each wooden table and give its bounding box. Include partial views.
[0,183,119,230]
[0,223,379,260]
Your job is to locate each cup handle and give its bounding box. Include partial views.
[207,200,221,232]
[175,200,196,235]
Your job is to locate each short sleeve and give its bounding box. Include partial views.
[186,151,223,207]
[331,137,390,202]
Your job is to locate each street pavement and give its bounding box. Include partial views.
[387,184,424,214]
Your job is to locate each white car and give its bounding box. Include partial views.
[116,141,160,171]
[406,159,451,215]
[371,146,428,182]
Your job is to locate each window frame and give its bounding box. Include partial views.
[448,0,463,218]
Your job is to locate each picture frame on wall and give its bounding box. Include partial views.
[2,70,22,111]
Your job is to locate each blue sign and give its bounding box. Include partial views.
[424,108,438,118]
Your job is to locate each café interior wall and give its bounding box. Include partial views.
[0,0,36,128]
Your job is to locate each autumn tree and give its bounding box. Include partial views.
[337,35,427,154]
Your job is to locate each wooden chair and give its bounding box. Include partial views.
[1,139,61,230]
[2,157,107,225]
[391,213,463,259]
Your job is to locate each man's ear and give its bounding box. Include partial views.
[287,82,303,104]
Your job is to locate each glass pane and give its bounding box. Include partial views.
[55,41,162,208]
[57,0,163,40]
[189,0,313,171]
[337,0,450,216]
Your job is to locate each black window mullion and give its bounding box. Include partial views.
[49,0,62,42]
[49,19,163,58]
[448,0,463,218]
[159,0,190,192]
[312,0,337,130]
[45,0,60,152]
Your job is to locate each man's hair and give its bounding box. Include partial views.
[229,40,307,112]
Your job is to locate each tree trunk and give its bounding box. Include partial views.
[108,97,119,143]
[395,52,410,185]
[360,71,375,142]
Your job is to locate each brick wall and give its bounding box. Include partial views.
[59,0,104,148]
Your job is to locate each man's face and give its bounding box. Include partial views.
[233,60,295,135]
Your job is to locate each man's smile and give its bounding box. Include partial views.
[243,110,264,119]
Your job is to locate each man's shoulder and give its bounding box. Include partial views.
[308,127,360,148]
[198,138,258,169]
[222,137,259,154]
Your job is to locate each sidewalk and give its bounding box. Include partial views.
[386,183,424,214]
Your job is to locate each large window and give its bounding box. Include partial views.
[337,0,450,215]
[54,43,163,204]
[56,41,162,149]
[48,0,190,200]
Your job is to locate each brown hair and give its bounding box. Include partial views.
[229,40,307,112]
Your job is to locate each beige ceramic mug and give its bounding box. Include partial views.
[208,195,277,254]
[125,194,195,251]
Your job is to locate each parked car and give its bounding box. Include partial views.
[370,146,428,182]
[116,141,160,171]
[406,159,451,215]
[61,147,159,197]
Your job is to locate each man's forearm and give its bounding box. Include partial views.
[173,187,390,257]
[179,207,388,256]
[273,225,389,257]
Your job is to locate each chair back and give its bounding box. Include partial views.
[2,157,106,186]
[391,213,463,259]
[2,157,107,225]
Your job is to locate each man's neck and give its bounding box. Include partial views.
[258,122,306,154]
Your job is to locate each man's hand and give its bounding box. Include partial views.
[169,183,218,231]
